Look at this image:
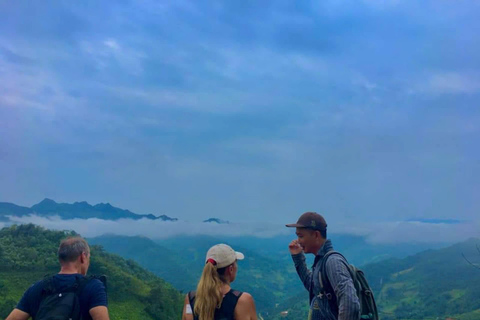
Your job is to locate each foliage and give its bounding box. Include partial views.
[91,234,303,315]
[271,238,480,320]
[0,224,184,320]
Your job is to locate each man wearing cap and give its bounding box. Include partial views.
[287,212,360,320]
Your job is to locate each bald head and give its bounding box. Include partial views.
[58,237,90,263]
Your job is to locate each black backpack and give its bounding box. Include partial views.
[35,275,107,320]
[313,251,378,320]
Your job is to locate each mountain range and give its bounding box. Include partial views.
[0,198,177,221]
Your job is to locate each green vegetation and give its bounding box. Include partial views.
[0,224,183,320]
[271,238,480,320]
[91,234,303,316]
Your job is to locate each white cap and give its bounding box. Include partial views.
[205,244,245,268]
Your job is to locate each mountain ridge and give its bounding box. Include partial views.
[0,199,177,221]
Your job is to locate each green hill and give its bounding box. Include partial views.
[89,233,449,318]
[268,238,480,320]
[0,224,183,320]
[90,234,303,315]
[364,237,480,320]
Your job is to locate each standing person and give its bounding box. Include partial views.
[5,237,109,320]
[286,212,360,320]
[182,244,257,320]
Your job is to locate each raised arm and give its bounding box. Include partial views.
[290,239,312,292]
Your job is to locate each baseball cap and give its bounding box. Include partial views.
[286,212,327,230]
[206,244,245,268]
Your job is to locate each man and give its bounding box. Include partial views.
[6,237,109,320]
[287,212,360,320]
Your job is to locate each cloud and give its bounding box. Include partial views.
[335,220,480,244]
[5,215,289,239]
[3,216,479,245]
[426,72,480,94]
[1,1,480,228]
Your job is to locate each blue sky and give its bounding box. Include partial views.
[1,1,479,232]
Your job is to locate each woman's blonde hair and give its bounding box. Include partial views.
[193,262,231,320]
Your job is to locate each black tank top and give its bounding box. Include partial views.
[188,289,243,320]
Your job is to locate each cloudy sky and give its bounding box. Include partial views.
[1,1,479,233]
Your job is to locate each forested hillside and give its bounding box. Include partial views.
[269,238,480,320]
[90,234,301,316]
[0,224,183,320]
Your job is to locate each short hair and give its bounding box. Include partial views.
[58,237,90,263]
[306,228,327,239]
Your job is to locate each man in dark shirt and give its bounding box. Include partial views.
[6,237,109,320]
[287,212,360,320]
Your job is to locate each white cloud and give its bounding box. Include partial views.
[427,72,480,94]
[334,220,480,244]
[4,215,479,244]
[104,39,120,50]
[5,215,289,239]
[80,38,145,75]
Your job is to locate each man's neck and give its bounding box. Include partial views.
[58,265,81,275]
[312,239,327,255]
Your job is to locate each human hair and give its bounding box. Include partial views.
[194,262,230,320]
[306,228,327,239]
[58,237,90,263]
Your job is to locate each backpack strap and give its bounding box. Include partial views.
[309,250,349,319]
[319,251,348,294]
[39,274,106,297]
[187,291,197,320]
[188,291,196,308]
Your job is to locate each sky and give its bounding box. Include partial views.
[1,1,479,239]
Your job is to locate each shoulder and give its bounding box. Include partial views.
[234,292,256,316]
[16,278,48,314]
[81,276,107,301]
[325,252,347,268]
[25,278,48,296]
[84,277,106,291]
[236,292,254,305]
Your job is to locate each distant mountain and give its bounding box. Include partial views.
[0,199,177,221]
[407,218,463,224]
[269,238,480,320]
[203,218,229,224]
[0,224,183,320]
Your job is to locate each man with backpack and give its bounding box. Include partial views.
[5,236,109,320]
[287,212,378,320]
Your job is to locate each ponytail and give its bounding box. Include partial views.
[194,262,227,320]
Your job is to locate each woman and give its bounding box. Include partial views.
[182,244,257,320]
